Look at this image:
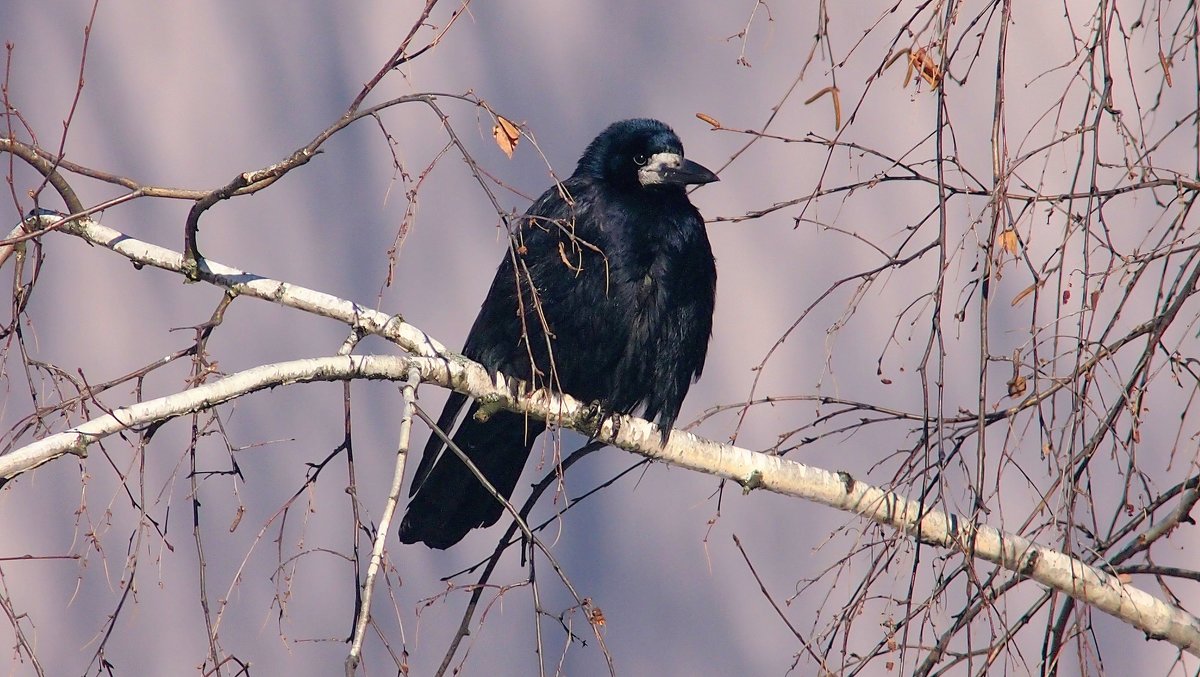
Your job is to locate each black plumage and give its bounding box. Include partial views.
[398,118,718,549]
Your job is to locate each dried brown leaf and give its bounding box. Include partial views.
[1011,281,1039,306]
[910,47,942,89]
[492,115,520,158]
[804,86,842,129]
[1007,374,1027,398]
[997,228,1019,256]
[1160,50,1173,87]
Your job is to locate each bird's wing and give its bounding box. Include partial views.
[401,182,599,543]
[408,181,591,497]
[461,179,630,400]
[461,182,581,377]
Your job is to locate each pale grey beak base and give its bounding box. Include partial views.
[638,152,720,187]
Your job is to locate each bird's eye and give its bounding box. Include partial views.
[633,154,648,166]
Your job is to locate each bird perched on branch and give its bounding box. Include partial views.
[398,118,719,549]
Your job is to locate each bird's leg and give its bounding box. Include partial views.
[606,410,622,440]
[473,371,534,423]
[473,394,507,423]
[573,400,615,442]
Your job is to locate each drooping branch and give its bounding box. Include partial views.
[21,212,448,360]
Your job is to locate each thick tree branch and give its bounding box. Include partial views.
[8,211,1200,659]
[2,349,1198,657]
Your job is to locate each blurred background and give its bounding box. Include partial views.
[2,1,1198,675]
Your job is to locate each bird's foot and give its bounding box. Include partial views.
[575,401,614,440]
[473,395,507,423]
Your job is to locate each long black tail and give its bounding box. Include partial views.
[398,394,537,549]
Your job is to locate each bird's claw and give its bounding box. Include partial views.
[575,401,613,439]
[473,396,506,423]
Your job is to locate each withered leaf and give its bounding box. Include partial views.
[1011,281,1039,306]
[1007,374,1027,398]
[804,86,842,130]
[910,47,942,89]
[997,228,1019,256]
[492,115,520,159]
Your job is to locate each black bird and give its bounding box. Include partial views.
[398,118,718,549]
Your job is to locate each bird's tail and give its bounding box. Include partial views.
[398,402,537,549]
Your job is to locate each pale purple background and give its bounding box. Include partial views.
[1,2,1197,676]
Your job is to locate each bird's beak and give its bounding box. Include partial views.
[639,152,720,186]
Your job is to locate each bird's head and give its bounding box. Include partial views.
[574,118,719,191]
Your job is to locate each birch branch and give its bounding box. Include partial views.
[2,352,1198,657]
